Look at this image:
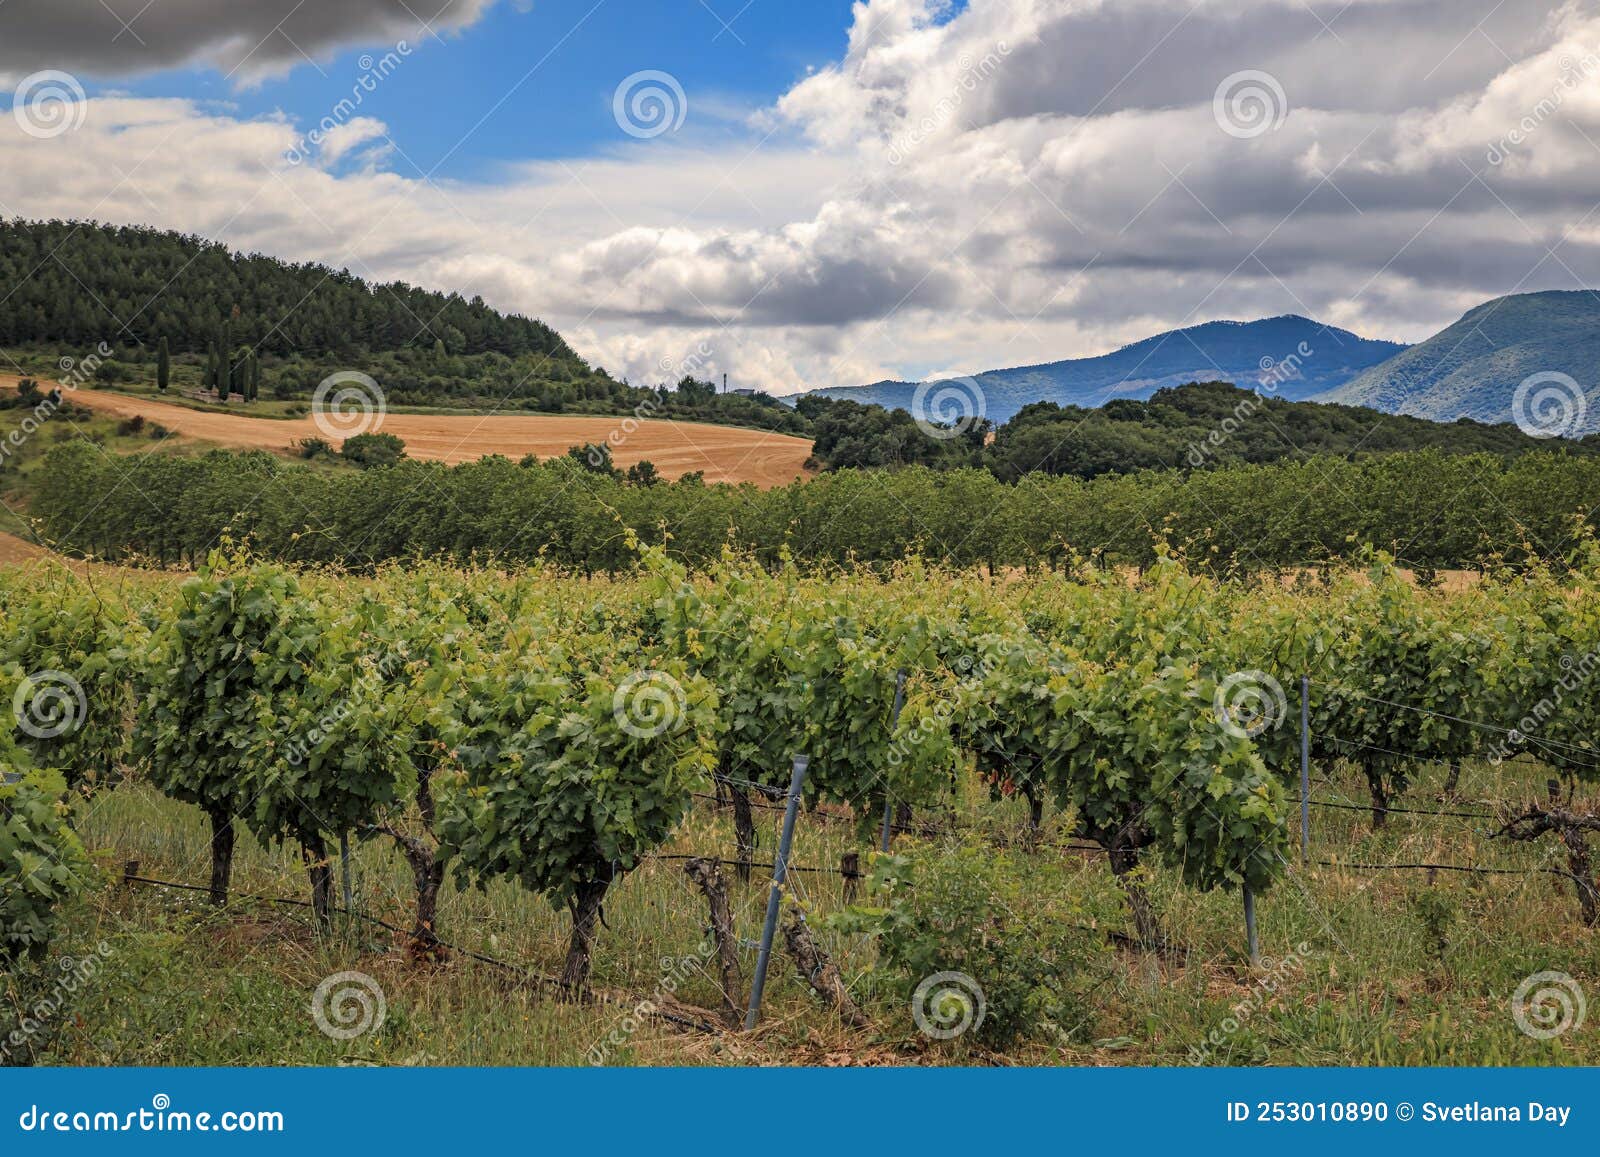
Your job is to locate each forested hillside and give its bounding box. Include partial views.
[0,219,571,359]
[804,381,1600,478]
[1318,290,1600,433]
[0,220,807,433]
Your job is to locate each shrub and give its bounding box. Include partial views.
[294,436,333,460]
[833,842,1113,1047]
[340,432,406,468]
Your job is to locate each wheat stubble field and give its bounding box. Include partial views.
[4,378,813,487]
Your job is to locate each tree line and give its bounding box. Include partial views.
[804,381,1600,479]
[30,439,1600,575]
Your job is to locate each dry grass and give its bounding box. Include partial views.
[27,752,1596,1068]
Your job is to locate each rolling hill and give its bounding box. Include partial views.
[0,219,807,436]
[1316,290,1600,433]
[806,315,1406,424]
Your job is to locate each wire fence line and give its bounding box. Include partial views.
[115,870,727,1033]
[1293,795,1498,821]
[94,674,1595,1038]
[1310,859,1587,883]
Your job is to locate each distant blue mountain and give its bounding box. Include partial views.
[803,315,1407,426]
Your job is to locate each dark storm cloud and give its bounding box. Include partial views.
[0,0,496,79]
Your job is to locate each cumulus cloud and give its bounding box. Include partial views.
[0,0,495,82]
[3,0,1600,393]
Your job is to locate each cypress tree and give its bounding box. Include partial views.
[247,350,260,402]
[156,337,170,393]
[231,347,251,400]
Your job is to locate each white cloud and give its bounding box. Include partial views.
[4,0,1600,394]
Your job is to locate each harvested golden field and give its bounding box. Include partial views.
[18,381,814,487]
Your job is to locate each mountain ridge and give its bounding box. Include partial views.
[803,314,1407,424]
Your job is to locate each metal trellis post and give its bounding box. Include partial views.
[745,754,810,1031]
[1300,674,1311,862]
[340,831,354,912]
[1244,886,1260,967]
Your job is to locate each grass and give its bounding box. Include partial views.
[15,753,1596,1067]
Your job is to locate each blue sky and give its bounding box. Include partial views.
[1,0,1595,397]
[106,2,864,178]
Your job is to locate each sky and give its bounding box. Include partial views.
[2,0,1599,394]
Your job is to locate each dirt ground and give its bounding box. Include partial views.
[0,530,48,566]
[14,380,814,488]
